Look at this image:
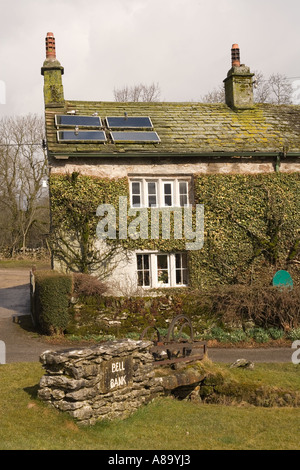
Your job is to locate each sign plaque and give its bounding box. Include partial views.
[102,356,133,393]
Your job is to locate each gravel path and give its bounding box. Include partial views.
[0,268,293,364]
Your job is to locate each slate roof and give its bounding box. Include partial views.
[45,100,300,159]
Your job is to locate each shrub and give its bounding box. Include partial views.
[229,329,248,343]
[267,327,285,340]
[72,273,107,297]
[247,327,270,343]
[33,270,72,335]
[287,328,300,341]
[205,285,300,330]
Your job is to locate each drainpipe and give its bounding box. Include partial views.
[275,154,281,173]
[276,146,289,173]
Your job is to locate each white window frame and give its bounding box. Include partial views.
[146,180,158,208]
[131,180,142,208]
[130,177,190,208]
[136,252,188,288]
[136,253,151,287]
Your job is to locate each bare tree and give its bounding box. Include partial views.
[268,73,293,104]
[253,71,293,104]
[0,114,48,255]
[200,85,225,103]
[114,82,161,102]
[253,71,271,103]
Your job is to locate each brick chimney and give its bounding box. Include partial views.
[41,32,64,107]
[223,44,254,110]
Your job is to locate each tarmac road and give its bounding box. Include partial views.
[0,267,294,364]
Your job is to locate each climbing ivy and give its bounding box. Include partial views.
[49,172,300,286]
[190,173,300,287]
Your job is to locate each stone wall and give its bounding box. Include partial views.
[38,339,165,425]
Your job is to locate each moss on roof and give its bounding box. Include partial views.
[44,100,300,158]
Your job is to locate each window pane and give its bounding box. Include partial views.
[137,271,144,286]
[144,271,150,286]
[164,195,172,206]
[137,254,151,287]
[176,269,181,284]
[143,255,149,270]
[175,253,188,285]
[175,253,181,268]
[179,194,188,206]
[179,181,187,194]
[147,182,157,207]
[164,183,172,206]
[137,254,143,270]
[148,182,156,194]
[158,269,169,284]
[157,254,168,269]
[181,253,188,268]
[132,182,141,194]
[157,254,169,284]
[179,182,188,206]
[148,195,157,207]
[164,183,172,195]
[132,195,141,207]
[131,181,141,207]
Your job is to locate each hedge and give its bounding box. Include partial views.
[32,270,73,335]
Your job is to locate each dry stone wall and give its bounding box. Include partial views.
[38,339,164,425]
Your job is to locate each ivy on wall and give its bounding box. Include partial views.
[191,173,300,287]
[49,172,299,287]
[49,173,129,275]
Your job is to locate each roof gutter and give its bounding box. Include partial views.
[48,151,300,160]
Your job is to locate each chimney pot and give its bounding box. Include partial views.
[224,43,254,110]
[45,32,56,59]
[231,43,240,67]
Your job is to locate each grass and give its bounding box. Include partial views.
[0,362,299,450]
[0,258,51,269]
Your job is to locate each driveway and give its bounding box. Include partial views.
[0,267,294,364]
[0,268,79,363]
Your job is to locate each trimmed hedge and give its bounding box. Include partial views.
[32,270,73,335]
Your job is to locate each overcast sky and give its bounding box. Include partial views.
[0,0,299,117]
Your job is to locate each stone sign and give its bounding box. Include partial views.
[38,338,207,425]
[102,356,133,393]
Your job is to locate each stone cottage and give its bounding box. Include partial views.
[41,33,300,293]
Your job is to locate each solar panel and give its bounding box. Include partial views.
[110,131,160,143]
[55,115,102,128]
[106,116,153,129]
[57,131,107,143]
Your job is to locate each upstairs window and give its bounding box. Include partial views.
[130,177,191,208]
[131,181,141,207]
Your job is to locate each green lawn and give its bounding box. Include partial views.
[0,259,51,269]
[0,362,299,450]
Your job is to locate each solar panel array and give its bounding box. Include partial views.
[55,115,102,128]
[55,114,160,144]
[110,131,160,143]
[106,116,153,129]
[57,131,107,143]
